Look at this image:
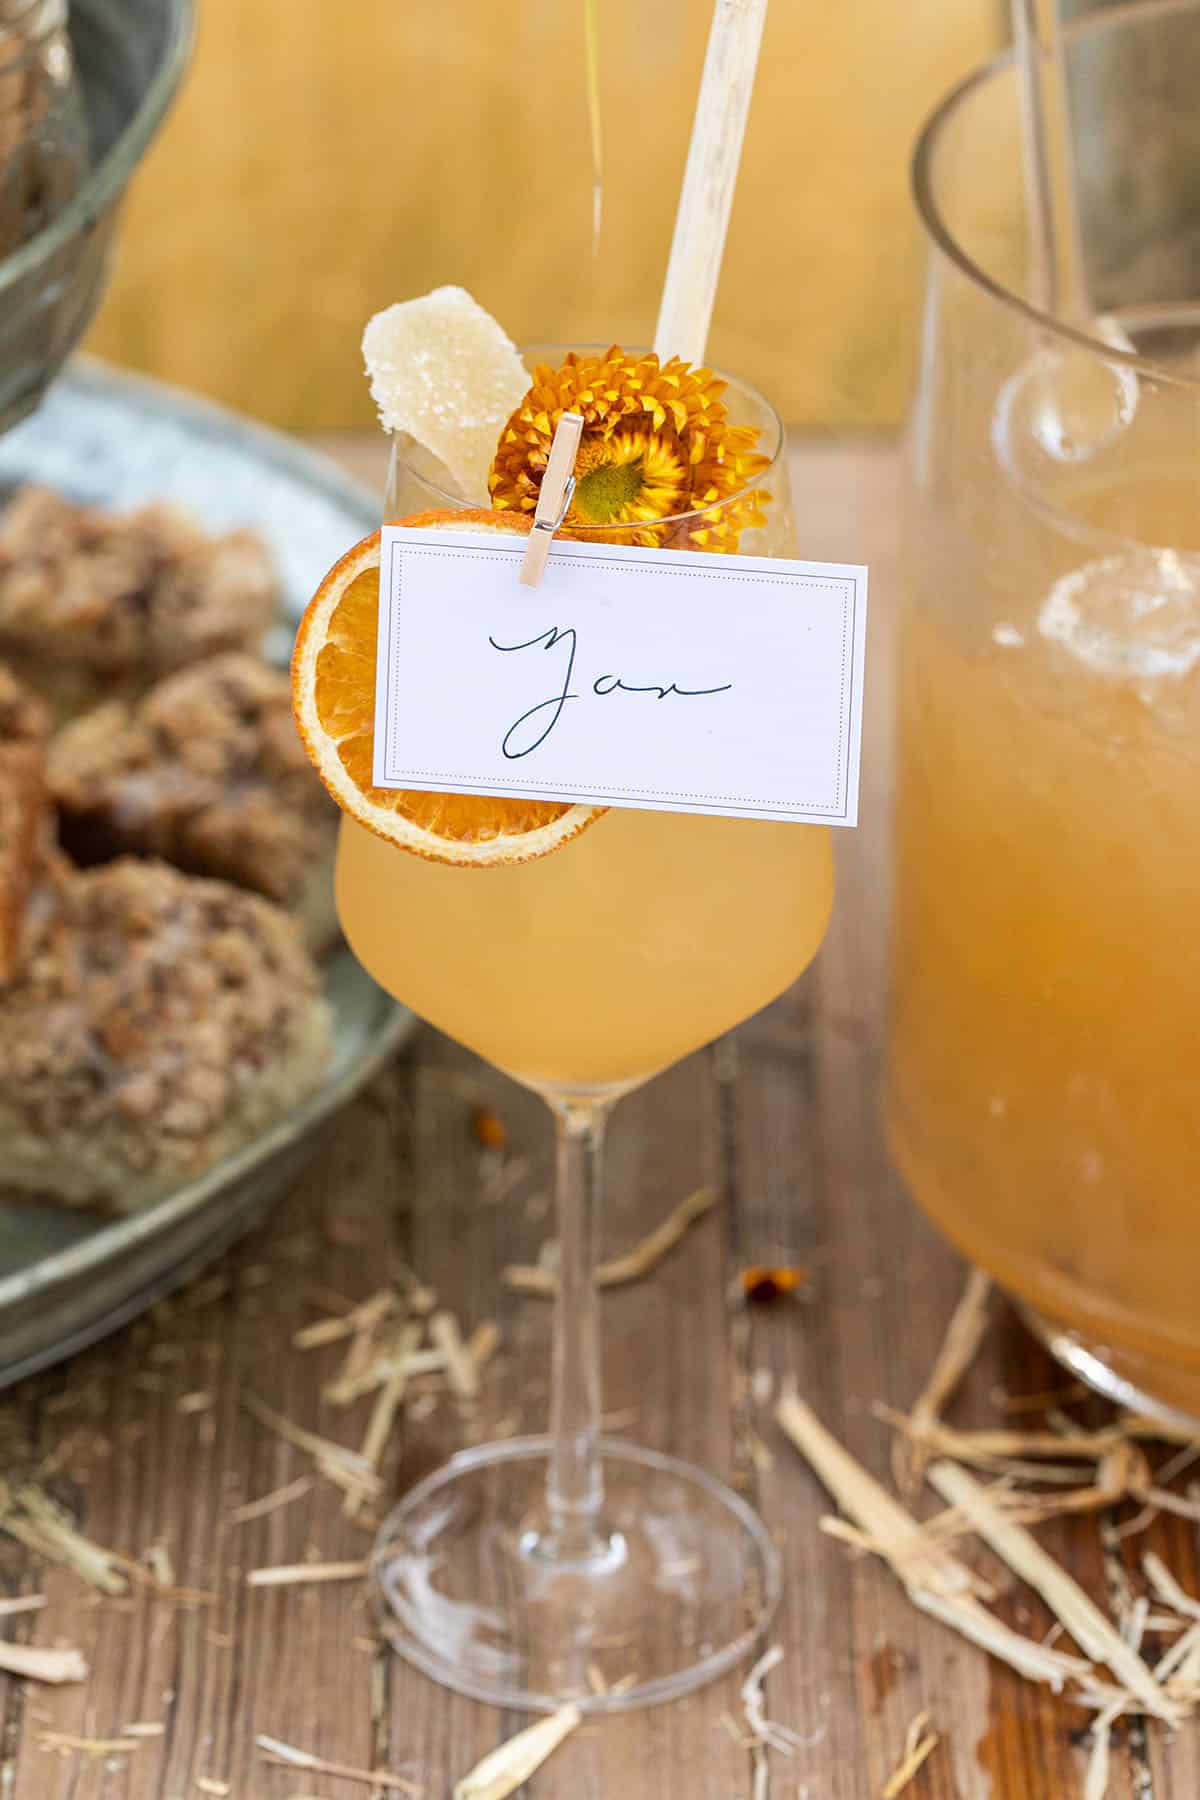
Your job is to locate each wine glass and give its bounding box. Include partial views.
[343,359,833,1710]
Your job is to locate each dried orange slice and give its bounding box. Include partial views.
[291,509,604,868]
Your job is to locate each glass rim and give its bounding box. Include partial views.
[911,0,1200,392]
[389,343,786,532]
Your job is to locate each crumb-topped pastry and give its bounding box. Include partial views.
[49,653,339,950]
[0,662,49,982]
[0,859,333,1211]
[0,485,279,719]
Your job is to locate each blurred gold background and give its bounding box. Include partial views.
[85,1,999,433]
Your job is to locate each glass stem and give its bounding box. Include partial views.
[544,1095,613,1562]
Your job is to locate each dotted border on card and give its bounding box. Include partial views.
[378,538,859,819]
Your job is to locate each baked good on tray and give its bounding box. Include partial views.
[0,858,333,1212]
[0,485,279,720]
[0,663,49,982]
[49,652,338,952]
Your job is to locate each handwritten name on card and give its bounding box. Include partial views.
[373,527,868,826]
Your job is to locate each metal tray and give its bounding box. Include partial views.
[0,358,414,1386]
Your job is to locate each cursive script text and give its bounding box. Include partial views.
[488,625,733,759]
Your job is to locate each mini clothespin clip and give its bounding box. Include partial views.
[519,410,583,587]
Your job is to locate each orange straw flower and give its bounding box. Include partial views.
[488,347,771,551]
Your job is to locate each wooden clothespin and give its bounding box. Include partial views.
[519,411,583,587]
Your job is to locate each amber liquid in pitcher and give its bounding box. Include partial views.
[886,344,1200,1414]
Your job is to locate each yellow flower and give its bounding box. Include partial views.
[487,348,772,551]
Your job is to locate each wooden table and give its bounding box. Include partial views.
[3,437,1197,1799]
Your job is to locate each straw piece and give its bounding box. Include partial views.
[653,0,770,365]
[1164,1624,1200,1689]
[324,1299,396,1406]
[0,1594,45,1616]
[1148,1441,1200,1490]
[1143,1486,1200,1523]
[904,1710,931,1759]
[466,1320,501,1373]
[1144,1553,1200,1623]
[0,1484,128,1595]
[925,1461,1178,1724]
[741,1646,806,1756]
[776,1391,1089,1691]
[345,1323,424,1521]
[325,1347,447,1410]
[907,1587,1089,1687]
[227,1476,314,1526]
[591,1185,718,1287]
[881,1716,940,1799]
[1122,1414,1200,1447]
[895,1269,991,1494]
[778,1394,976,1598]
[241,1394,380,1504]
[452,1706,581,1799]
[293,1288,394,1351]
[505,1188,718,1295]
[430,1312,479,1400]
[1155,1624,1200,1684]
[256,1735,420,1794]
[246,1561,367,1589]
[883,1408,1127,1469]
[1001,1383,1088,1414]
[39,1730,140,1755]
[0,1641,87,1684]
[819,1515,893,1556]
[918,1442,1154,1538]
[363,1327,422,1457]
[1120,1595,1149,1655]
[1083,1699,1124,1800]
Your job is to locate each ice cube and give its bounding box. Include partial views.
[1029,342,1138,463]
[1037,547,1200,679]
[362,287,531,502]
[993,329,1139,476]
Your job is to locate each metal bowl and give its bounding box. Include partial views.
[0,0,192,433]
[0,357,417,1387]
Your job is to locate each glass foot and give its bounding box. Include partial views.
[371,1435,781,1712]
[1017,1302,1200,1435]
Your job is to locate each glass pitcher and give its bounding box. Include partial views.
[886,0,1200,1424]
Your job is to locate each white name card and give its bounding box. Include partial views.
[373,527,868,826]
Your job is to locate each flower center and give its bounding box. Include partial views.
[574,459,647,523]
